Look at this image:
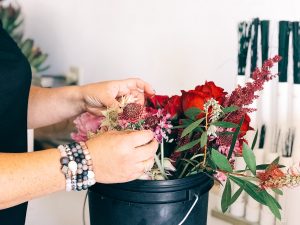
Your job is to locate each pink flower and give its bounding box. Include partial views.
[71,112,103,142]
[217,140,242,159]
[214,171,227,182]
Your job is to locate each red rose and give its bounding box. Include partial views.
[195,81,227,105]
[181,90,206,112]
[182,81,227,113]
[165,95,182,119]
[148,95,169,108]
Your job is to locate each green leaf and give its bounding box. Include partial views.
[266,157,281,170]
[229,176,266,205]
[221,179,232,213]
[184,107,202,120]
[272,188,283,196]
[227,117,244,159]
[176,139,201,152]
[256,163,284,170]
[211,149,233,172]
[263,192,282,220]
[200,131,208,148]
[242,143,256,175]
[212,121,238,128]
[181,118,205,138]
[172,125,187,129]
[271,156,280,165]
[222,106,239,114]
[206,157,217,170]
[230,186,244,205]
[251,130,259,150]
[181,119,194,126]
[262,191,282,210]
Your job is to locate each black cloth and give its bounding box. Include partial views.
[0,22,32,225]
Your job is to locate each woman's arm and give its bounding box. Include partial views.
[0,130,157,210]
[28,85,84,129]
[0,149,65,209]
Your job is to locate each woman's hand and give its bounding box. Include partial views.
[86,130,158,183]
[79,78,155,115]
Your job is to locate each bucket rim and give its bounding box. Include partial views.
[90,172,213,192]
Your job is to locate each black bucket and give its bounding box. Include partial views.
[88,173,214,225]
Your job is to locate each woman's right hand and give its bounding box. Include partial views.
[86,130,158,184]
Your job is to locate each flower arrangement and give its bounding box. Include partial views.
[72,55,299,220]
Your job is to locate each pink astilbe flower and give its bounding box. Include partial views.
[71,112,103,142]
[224,55,281,108]
[223,56,281,131]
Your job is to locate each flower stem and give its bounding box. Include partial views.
[202,111,209,166]
[161,142,164,169]
[154,154,168,180]
[179,163,190,178]
[218,169,254,178]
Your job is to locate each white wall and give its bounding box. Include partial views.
[17,0,300,225]
[18,0,300,95]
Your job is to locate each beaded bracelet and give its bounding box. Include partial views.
[58,142,96,192]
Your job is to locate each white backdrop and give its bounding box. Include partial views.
[15,0,300,225]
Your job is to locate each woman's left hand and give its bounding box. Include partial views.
[80,78,155,115]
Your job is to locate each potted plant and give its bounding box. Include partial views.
[72,55,295,225]
[0,0,49,83]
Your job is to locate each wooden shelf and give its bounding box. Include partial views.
[211,209,259,225]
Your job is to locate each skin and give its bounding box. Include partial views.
[0,78,158,210]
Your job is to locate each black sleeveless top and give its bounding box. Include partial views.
[0,22,32,224]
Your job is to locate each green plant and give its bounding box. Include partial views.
[0,1,49,73]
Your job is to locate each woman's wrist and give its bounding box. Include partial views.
[58,141,96,191]
[68,85,86,115]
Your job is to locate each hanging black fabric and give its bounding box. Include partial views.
[292,22,300,84]
[260,20,270,64]
[250,18,260,75]
[0,21,32,225]
[278,21,292,83]
[238,21,252,75]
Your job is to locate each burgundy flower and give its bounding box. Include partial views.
[144,115,160,129]
[121,103,143,122]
